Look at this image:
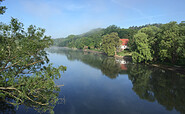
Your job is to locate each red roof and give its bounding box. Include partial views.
[120,39,129,45]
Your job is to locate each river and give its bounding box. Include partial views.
[5,47,185,114]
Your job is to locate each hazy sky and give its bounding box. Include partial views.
[0,0,185,38]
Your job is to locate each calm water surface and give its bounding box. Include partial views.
[7,47,185,113]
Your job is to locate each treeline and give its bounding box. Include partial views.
[130,21,185,65]
[54,22,185,65]
[54,23,162,49]
[53,24,143,49]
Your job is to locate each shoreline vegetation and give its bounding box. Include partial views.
[85,48,185,75]
[53,21,185,67]
[50,47,185,75]
[83,48,185,75]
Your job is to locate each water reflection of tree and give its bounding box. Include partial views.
[127,64,185,113]
[101,57,120,79]
[47,47,122,79]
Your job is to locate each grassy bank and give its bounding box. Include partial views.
[117,50,132,57]
[88,48,102,52]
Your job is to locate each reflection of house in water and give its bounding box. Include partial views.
[115,58,130,70]
[120,64,127,70]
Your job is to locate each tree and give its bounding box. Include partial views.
[0,18,66,113]
[0,0,6,14]
[139,26,160,61]
[131,22,185,65]
[118,28,137,39]
[103,25,120,35]
[101,57,120,79]
[158,21,184,64]
[132,32,153,63]
[102,32,121,56]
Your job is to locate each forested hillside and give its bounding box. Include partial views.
[54,22,185,65]
[53,23,162,49]
[53,25,135,48]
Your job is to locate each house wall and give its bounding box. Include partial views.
[121,45,128,50]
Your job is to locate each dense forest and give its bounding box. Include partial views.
[54,22,185,65]
[53,24,157,48]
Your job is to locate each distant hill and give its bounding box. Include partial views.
[53,23,162,49]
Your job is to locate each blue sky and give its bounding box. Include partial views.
[0,0,185,38]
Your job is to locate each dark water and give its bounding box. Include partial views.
[2,47,185,114]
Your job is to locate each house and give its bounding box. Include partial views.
[120,39,129,50]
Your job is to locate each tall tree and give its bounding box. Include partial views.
[0,18,66,113]
[139,26,160,61]
[102,32,121,56]
[132,32,153,63]
[158,21,184,64]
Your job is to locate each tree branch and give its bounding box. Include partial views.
[0,86,49,106]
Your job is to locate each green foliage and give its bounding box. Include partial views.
[129,23,162,30]
[138,26,160,60]
[54,28,104,49]
[0,0,6,14]
[131,22,185,65]
[0,18,66,113]
[132,32,153,63]
[102,32,121,56]
[54,21,185,65]
[118,28,137,39]
[158,22,185,64]
[117,50,132,56]
[103,25,120,35]
[53,26,135,51]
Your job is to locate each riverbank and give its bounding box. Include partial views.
[51,47,185,75]
[83,49,104,54]
[150,64,185,75]
[115,52,185,75]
